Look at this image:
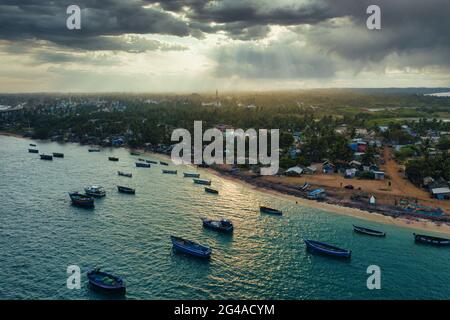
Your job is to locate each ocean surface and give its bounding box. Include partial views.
[1,135,450,300]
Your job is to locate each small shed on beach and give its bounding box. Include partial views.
[285,166,303,176]
[431,187,450,200]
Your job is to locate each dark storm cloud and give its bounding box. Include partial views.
[1,0,450,79]
[0,0,192,51]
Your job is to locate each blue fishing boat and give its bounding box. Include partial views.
[68,192,94,208]
[414,233,450,246]
[84,186,106,197]
[170,236,212,259]
[136,162,150,168]
[162,169,177,174]
[193,178,211,185]
[87,268,126,295]
[40,154,53,160]
[201,218,233,233]
[304,239,351,259]
[184,172,200,178]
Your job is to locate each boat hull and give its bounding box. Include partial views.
[171,236,211,259]
[260,206,282,215]
[117,186,135,194]
[414,233,450,246]
[202,219,233,233]
[353,225,386,237]
[87,270,126,295]
[304,239,351,259]
[69,193,94,208]
[205,187,218,194]
[193,179,211,185]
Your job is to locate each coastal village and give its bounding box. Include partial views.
[1,92,449,224]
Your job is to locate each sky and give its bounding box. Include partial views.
[1,0,450,93]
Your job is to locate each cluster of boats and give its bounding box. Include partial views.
[27,144,65,160]
[303,225,449,260]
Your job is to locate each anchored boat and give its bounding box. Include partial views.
[87,268,126,295]
[29,143,36,147]
[353,225,386,237]
[84,186,106,198]
[205,187,218,194]
[184,172,200,178]
[40,154,53,160]
[136,162,151,168]
[160,161,169,166]
[146,160,157,164]
[117,186,135,194]
[118,171,132,178]
[170,236,212,259]
[413,233,450,246]
[108,157,119,161]
[304,239,351,259]
[89,148,100,152]
[260,206,282,215]
[28,148,39,153]
[201,218,233,233]
[52,152,64,158]
[162,169,177,174]
[69,192,94,208]
[193,178,211,186]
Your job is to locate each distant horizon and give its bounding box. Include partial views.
[2,87,450,96]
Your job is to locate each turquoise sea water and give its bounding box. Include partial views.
[0,135,449,300]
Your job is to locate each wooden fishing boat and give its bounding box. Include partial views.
[69,192,94,208]
[353,225,386,237]
[87,268,126,295]
[84,186,106,197]
[118,171,132,178]
[138,158,146,162]
[205,187,218,194]
[170,236,211,259]
[52,152,64,158]
[201,218,233,233]
[29,143,36,147]
[184,172,200,178]
[117,186,135,194]
[260,206,282,215]
[136,162,150,168]
[193,178,211,185]
[146,160,157,164]
[28,148,39,153]
[89,148,100,152]
[160,161,169,166]
[413,233,450,246]
[40,154,53,160]
[304,239,351,259]
[108,157,119,161]
[162,169,177,174]
[130,151,141,156]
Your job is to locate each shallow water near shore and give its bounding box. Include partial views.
[1,135,450,300]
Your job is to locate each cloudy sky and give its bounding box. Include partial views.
[1,0,449,92]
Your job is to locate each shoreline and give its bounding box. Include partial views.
[3,132,450,235]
